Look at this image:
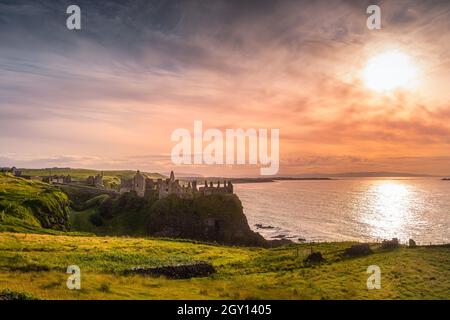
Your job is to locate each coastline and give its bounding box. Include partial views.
[230,177,333,184]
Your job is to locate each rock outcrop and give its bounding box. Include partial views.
[126,262,216,279]
[147,193,267,246]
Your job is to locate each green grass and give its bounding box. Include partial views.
[70,207,150,237]
[20,168,166,188]
[20,168,165,179]
[69,191,152,237]
[0,232,448,300]
[84,194,110,208]
[0,174,70,232]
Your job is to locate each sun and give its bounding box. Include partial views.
[363,50,419,92]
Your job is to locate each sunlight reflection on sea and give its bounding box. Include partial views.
[235,178,449,244]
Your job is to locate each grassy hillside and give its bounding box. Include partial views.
[0,174,70,233]
[20,168,166,180]
[20,168,166,190]
[70,191,157,236]
[0,232,448,300]
[70,204,151,237]
[58,184,115,209]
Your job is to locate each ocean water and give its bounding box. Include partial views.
[234,178,450,244]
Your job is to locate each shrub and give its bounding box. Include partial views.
[0,289,39,300]
[344,244,373,257]
[99,198,114,219]
[89,213,103,226]
[98,282,111,293]
[304,252,325,264]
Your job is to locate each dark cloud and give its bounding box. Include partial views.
[0,0,449,174]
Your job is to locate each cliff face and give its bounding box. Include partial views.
[147,194,266,246]
[84,191,266,246]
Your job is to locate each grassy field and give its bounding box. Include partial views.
[20,168,166,180]
[19,168,166,190]
[0,232,448,300]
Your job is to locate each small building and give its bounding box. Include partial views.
[43,175,72,184]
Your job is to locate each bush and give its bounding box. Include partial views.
[98,198,114,219]
[344,244,373,257]
[304,252,325,264]
[89,213,103,226]
[0,289,39,300]
[98,282,111,293]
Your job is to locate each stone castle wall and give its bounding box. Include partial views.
[119,171,233,199]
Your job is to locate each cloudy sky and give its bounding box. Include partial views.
[0,0,449,176]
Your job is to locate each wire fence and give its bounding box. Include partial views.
[298,239,450,247]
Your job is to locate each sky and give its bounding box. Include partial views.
[0,0,449,176]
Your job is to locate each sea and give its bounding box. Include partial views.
[234,178,450,244]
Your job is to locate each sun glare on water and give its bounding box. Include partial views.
[362,181,417,241]
[363,50,419,92]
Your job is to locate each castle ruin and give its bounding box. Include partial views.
[119,170,233,199]
[86,172,104,188]
[43,174,72,184]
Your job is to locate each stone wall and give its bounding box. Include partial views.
[119,171,233,199]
